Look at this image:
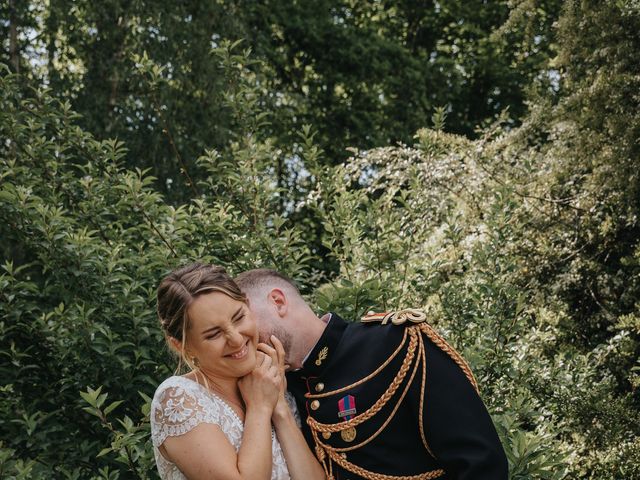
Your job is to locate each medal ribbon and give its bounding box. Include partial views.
[338,395,356,421]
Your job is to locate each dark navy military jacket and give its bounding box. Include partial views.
[285,313,508,480]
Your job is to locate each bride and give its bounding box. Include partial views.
[151,263,325,480]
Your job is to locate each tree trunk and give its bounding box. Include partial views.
[47,1,60,86]
[9,0,19,73]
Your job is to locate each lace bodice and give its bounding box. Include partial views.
[150,375,297,480]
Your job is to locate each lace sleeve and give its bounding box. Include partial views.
[150,379,222,448]
[285,391,301,428]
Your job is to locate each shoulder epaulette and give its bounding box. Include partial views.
[362,308,479,393]
[361,308,427,325]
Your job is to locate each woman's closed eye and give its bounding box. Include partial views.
[203,315,243,339]
[204,329,222,340]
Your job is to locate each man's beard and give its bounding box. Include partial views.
[260,323,294,367]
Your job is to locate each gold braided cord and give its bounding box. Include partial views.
[307,329,418,433]
[330,337,422,453]
[325,447,445,480]
[305,328,410,399]
[417,334,435,458]
[418,322,479,393]
[307,329,445,479]
[311,428,331,478]
[359,309,478,393]
[305,318,480,479]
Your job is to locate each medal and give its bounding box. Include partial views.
[337,395,357,443]
[340,426,357,442]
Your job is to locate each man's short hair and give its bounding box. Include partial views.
[234,268,301,295]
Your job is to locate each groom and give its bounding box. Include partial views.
[235,269,508,480]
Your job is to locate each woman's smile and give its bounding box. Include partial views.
[226,340,250,360]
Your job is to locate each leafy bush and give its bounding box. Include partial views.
[1,1,639,479]
[0,43,313,478]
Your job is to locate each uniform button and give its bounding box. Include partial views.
[310,400,320,410]
[340,453,347,460]
[322,431,331,439]
[315,382,325,392]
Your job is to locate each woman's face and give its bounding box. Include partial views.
[184,291,258,379]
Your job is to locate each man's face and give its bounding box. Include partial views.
[249,300,294,368]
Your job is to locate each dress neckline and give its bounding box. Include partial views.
[175,374,245,425]
[174,375,276,440]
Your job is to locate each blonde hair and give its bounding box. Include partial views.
[156,262,247,372]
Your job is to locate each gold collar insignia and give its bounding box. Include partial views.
[315,346,329,366]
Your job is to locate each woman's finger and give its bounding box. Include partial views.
[255,351,267,366]
[257,342,277,356]
[269,365,280,381]
[257,342,278,365]
[270,335,286,373]
[260,352,272,368]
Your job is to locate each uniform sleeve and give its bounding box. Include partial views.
[421,337,508,479]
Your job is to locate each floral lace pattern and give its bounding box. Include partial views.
[150,376,296,480]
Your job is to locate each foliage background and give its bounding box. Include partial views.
[1,0,639,478]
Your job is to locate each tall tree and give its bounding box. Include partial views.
[3,0,562,202]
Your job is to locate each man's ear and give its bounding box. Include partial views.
[268,288,288,317]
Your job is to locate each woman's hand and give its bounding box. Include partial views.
[262,335,326,480]
[257,335,290,422]
[238,350,281,414]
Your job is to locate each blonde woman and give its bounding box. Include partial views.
[150,263,324,480]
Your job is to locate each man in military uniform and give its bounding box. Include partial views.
[235,269,508,480]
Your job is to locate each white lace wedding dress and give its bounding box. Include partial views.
[150,375,296,480]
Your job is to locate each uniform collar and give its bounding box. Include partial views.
[297,312,348,378]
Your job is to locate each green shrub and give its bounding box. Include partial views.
[1,2,639,478]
